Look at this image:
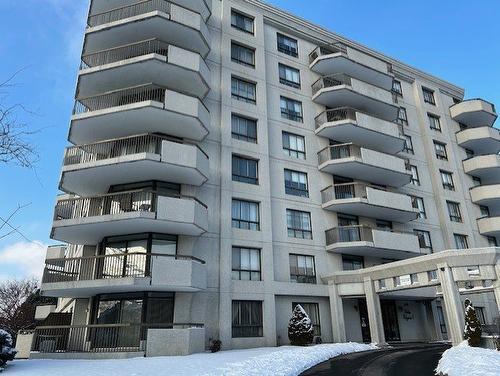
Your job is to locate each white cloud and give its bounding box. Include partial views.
[0,240,47,282]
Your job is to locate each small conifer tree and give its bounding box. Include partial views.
[0,329,17,367]
[463,299,482,347]
[288,304,314,346]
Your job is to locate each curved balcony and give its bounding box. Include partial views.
[78,39,210,99]
[470,184,500,212]
[41,253,207,297]
[477,216,500,237]
[69,84,210,144]
[450,99,497,128]
[311,74,399,122]
[456,126,500,154]
[463,154,500,184]
[84,0,210,57]
[51,190,208,244]
[309,44,393,90]
[321,183,417,222]
[60,134,210,196]
[317,143,411,187]
[325,226,421,259]
[315,108,404,154]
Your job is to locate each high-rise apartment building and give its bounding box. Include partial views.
[27,0,500,358]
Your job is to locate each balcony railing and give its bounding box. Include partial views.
[309,43,348,64]
[326,225,374,245]
[312,74,352,96]
[42,253,205,284]
[81,39,169,69]
[317,143,361,165]
[87,0,171,27]
[314,108,357,129]
[321,183,384,203]
[73,83,166,114]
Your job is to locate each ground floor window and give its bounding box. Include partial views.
[292,302,321,336]
[232,300,263,338]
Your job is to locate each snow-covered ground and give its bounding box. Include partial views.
[5,342,375,376]
[435,341,500,376]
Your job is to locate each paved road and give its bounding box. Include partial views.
[301,343,451,376]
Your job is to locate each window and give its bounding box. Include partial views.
[434,141,448,160]
[292,303,321,336]
[232,199,260,230]
[397,107,408,126]
[232,247,261,281]
[472,176,481,187]
[231,10,254,34]
[231,114,257,143]
[408,164,420,186]
[282,131,305,159]
[466,149,474,159]
[454,233,469,249]
[487,236,497,247]
[440,170,455,190]
[278,64,301,89]
[437,306,447,334]
[447,201,462,222]
[280,96,303,122]
[232,300,262,337]
[392,80,403,97]
[378,279,386,289]
[342,255,364,271]
[411,196,427,219]
[286,209,312,239]
[231,76,256,103]
[480,206,490,218]
[410,273,419,284]
[231,42,255,67]
[475,307,486,325]
[428,113,441,131]
[414,229,433,252]
[422,87,436,105]
[376,219,393,230]
[277,33,298,57]
[232,155,258,184]
[289,254,316,284]
[428,270,438,281]
[284,169,308,197]
[403,135,414,154]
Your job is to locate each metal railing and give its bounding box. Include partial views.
[326,225,374,245]
[321,183,375,203]
[87,0,171,27]
[317,143,361,165]
[42,252,205,284]
[309,43,348,64]
[81,39,169,69]
[312,74,352,96]
[73,83,166,114]
[315,108,357,129]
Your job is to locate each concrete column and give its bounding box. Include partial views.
[437,263,464,345]
[493,264,500,313]
[328,281,346,343]
[430,299,444,341]
[263,294,276,347]
[364,277,385,344]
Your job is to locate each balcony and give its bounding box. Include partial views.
[78,39,210,99]
[477,216,500,237]
[321,183,417,222]
[51,190,209,244]
[463,154,500,184]
[456,126,500,154]
[311,74,399,122]
[69,85,210,144]
[450,99,497,128]
[315,108,404,154]
[317,143,411,187]
[470,184,500,212]
[84,0,210,58]
[60,135,209,196]
[309,44,394,90]
[325,226,421,259]
[40,253,207,297]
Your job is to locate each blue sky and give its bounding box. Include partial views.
[0,0,498,281]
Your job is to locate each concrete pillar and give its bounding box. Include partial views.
[430,299,444,341]
[364,277,385,344]
[328,281,346,343]
[263,294,276,347]
[437,263,464,345]
[493,264,500,314]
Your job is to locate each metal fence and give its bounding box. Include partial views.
[87,0,171,27]
[309,43,348,64]
[325,225,374,245]
[317,143,361,165]
[314,108,357,129]
[312,74,352,96]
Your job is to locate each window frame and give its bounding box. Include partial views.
[277,33,298,58]
[392,80,403,97]
[397,107,408,126]
[411,196,427,219]
[414,229,433,252]
[231,76,257,104]
[433,140,448,160]
[232,154,259,185]
[278,63,301,89]
[232,199,260,231]
[232,246,261,281]
[231,9,255,35]
[428,113,442,132]
[284,169,309,198]
[231,113,257,143]
[409,164,420,186]
[282,131,306,159]
[403,134,414,154]
[231,300,263,338]
[286,209,312,239]
[289,253,316,284]
[454,233,469,249]
[447,201,462,223]
[280,96,303,122]
[231,41,255,67]
[440,170,455,191]
[422,87,436,105]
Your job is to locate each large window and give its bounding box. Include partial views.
[232,155,258,184]
[282,131,305,159]
[392,80,403,97]
[286,209,312,239]
[231,76,256,103]
[231,114,257,143]
[422,87,436,105]
[434,141,448,160]
[280,96,303,122]
[454,233,469,249]
[397,107,408,126]
[231,10,254,34]
[232,247,261,281]
[277,33,298,57]
[284,169,309,197]
[403,135,414,154]
[342,255,364,271]
[292,302,321,336]
[428,113,441,131]
[231,42,255,67]
[447,201,462,223]
[414,229,433,252]
[289,254,316,284]
[440,170,455,191]
[278,64,301,89]
[232,300,263,337]
[408,164,420,186]
[232,199,260,230]
[411,196,427,219]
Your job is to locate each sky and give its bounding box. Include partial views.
[0,0,499,282]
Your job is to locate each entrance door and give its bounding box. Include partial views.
[357,299,371,343]
[381,300,401,341]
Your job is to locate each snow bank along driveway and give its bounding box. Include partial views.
[7,342,376,376]
[435,341,500,376]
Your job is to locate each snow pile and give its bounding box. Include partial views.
[8,343,376,376]
[436,341,500,376]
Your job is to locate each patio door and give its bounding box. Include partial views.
[381,300,400,342]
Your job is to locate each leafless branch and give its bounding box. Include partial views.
[0,202,32,242]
